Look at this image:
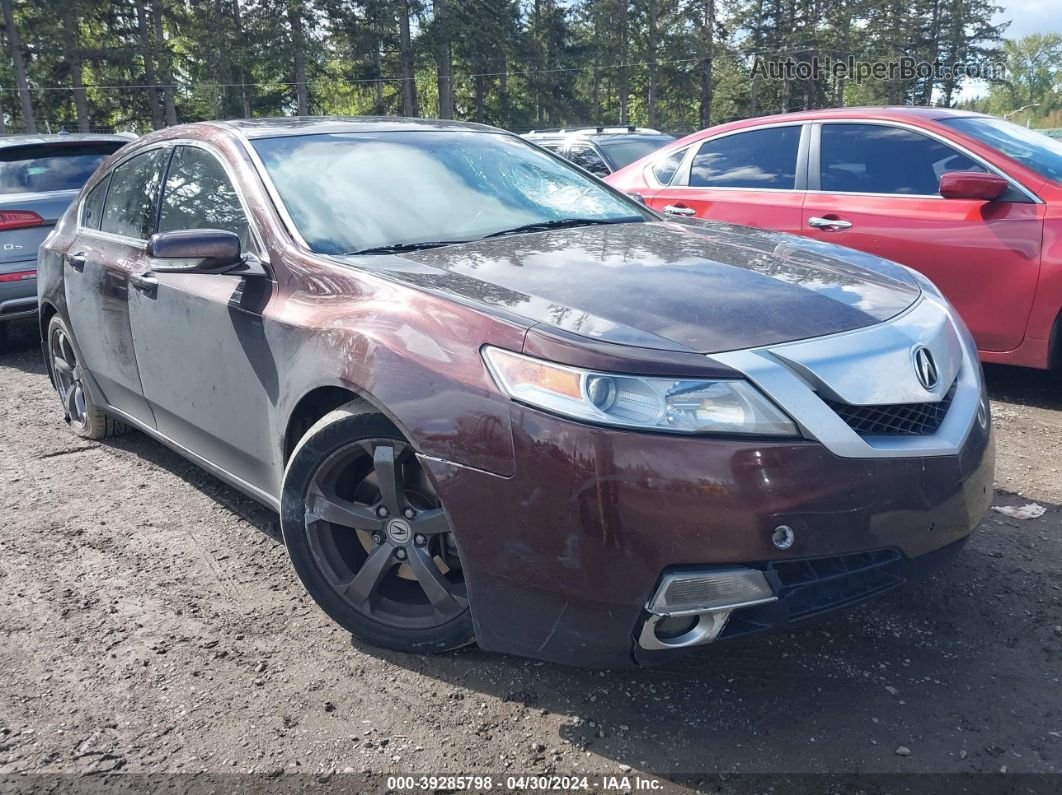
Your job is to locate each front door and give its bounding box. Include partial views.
[802,122,1045,353]
[646,124,808,235]
[126,143,279,496]
[63,147,170,424]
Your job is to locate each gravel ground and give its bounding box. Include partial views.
[1,320,1061,786]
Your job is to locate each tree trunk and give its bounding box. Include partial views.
[288,0,309,115]
[646,0,658,127]
[151,0,178,125]
[433,0,453,119]
[617,0,629,125]
[134,0,164,128]
[232,0,252,117]
[1,0,35,132]
[60,0,90,132]
[698,0,714,128]
[398,0,417,116]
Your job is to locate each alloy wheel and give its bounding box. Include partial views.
[49,325,87,427]
[302,438,468,630]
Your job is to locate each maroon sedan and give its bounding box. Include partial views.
[606,107,1062,370]
[37,118,993,667]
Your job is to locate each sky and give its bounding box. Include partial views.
[997,0,1062,38]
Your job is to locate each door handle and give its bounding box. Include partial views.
[808,216,853,231]
[67,252,86,272]
[663,204,696,217]
[129,272,158,296]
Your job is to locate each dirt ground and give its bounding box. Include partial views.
[1,319,1061,787]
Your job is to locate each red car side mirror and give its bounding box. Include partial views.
[939,171,1009,201]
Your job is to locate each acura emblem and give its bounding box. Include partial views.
[913,345,939,391]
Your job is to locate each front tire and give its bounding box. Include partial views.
[46,315,127,439]
[281,402,475,654]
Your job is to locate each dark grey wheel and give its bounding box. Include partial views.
[281,403,474,653]
[46,315,127,439]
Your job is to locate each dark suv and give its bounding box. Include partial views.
[523,126,674,177]
[0,133,131,349]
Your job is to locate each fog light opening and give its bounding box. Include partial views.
[654,615,699,640]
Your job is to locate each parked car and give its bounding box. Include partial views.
[523,126,674,177]
[0,133,131,350]
[606,107,1062,370]
[38,117,992,667]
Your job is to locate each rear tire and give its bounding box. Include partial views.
[46,315,128,440]
[281,402,475,654]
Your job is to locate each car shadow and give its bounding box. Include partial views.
[984,363,1062,411]
[354,496,1061,778]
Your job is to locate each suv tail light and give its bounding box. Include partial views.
[0,210,44,230]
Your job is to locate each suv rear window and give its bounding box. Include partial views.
[0,142,124,195]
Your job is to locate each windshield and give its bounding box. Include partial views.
[252,131,648,254]
[599,136,675,170]
[0,142,124,194]
[942,116,1062,184]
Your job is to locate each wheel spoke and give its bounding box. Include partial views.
[373,444,405,516]
[53,356,72,376]
[306,484,384,531]
[411,507,451,536]
[408,545,462,615]
[343,543,395,605]
[64,385,79,419]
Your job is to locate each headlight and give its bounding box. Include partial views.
[482,347,799,436]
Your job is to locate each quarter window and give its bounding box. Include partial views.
[819,124,985,195]
[159,146,250,247]
[568,144,611,177]
[80,176,109,230]
[687,127,801,189]
[99,148,168,239]
[651,147,688,185]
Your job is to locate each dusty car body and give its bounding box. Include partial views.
[37,118,993,667]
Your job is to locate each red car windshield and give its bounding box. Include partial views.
[942,116,1062,184]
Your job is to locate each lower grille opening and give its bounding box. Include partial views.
[721,548,904,638]
[822,380,957,436]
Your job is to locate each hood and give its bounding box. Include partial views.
[337,220,921,354]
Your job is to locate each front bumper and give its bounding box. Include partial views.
[421,403,994,668]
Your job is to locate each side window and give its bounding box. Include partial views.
[158,146,250,247]
[651,147,688,185]
[568,144,611,178]
[819,124,986,195]
[100,148,168,239]
[687,126,801,189]
[80,175,109,230]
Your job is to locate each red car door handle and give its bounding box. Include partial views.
[808,216,853,231]
[663,204,696,217]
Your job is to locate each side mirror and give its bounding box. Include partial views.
[147,229,243,273]
[939,171,1008,201]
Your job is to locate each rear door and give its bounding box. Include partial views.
[63,147,169,424]
[645,124,808,234]
[126,143,277,495]
[802,122,1045,353]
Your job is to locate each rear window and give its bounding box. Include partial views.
[598,137,675,170]
[0,142,124,195]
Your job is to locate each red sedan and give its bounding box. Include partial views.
[606,107,1062,370]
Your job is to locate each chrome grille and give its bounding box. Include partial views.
[823,380,957,437]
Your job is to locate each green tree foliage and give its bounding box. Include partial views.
[0,0,1015,134]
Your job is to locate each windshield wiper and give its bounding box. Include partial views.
[348,240,471,255]
[483,216,643,239]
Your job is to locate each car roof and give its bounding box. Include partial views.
[215,116,502,140]
[524,127,670,140]
[719,106,983,127]
[0,133,133,148]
